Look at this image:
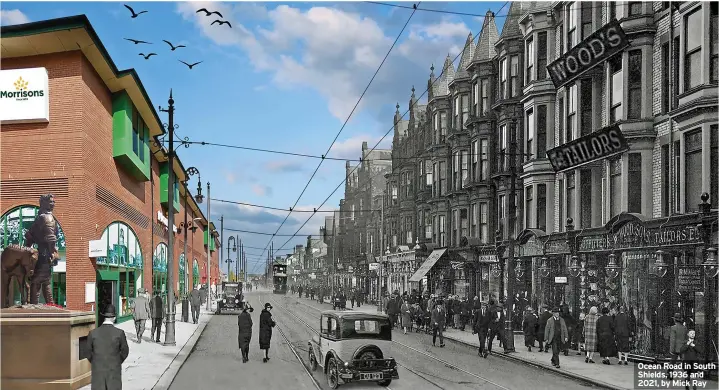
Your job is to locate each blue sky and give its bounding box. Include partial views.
[1,1,506,275]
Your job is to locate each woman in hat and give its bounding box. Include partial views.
[259,303,276,363]
[522,306,539,351]
[596,306,617,365]
[238,300,253,363]
[583,306,599,363]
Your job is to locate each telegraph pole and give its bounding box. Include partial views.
[205,182,211,311]
[503,114,518,353]
[159,90,177,346]
[220,216,224,281]
[236,237,241,282]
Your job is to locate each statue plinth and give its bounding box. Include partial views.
[1,307,95,390]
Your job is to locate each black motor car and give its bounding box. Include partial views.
[217,282,244,314]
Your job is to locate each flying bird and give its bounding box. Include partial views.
[124,38,151,45]
[211,20,232,28]
[163,40,186,51]
[139,53,157,60]
[196,8,223,18]
[124,4,148,18]
[179,60,203,69]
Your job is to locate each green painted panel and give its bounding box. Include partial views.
[203,228,216,251]
[112,91,150,181]
[159,162,181,213]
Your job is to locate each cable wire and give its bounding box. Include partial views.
[257,1,511,269]
[251,3,420,273]
[366,1,510,18]
[211,197,377,213]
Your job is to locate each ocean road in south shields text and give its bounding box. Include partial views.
[546,125,628,172]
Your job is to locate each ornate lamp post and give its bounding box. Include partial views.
[177,167,202,323]
[226,236,236,281]
[697,193,717,363]
[538,257,551,278]
[605,253,621,280]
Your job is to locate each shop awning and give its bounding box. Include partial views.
[409,248,447,282]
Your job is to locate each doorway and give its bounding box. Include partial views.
[96,270,119,325]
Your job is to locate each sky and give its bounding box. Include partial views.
[1,1,506,276]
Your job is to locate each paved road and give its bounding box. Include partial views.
[171,291,597,389]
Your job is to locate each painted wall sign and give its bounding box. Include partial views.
[578,221,703,252]
[477,254,498,263]
[450,261,464,270]
[554,276,568,284]
[547,19,629,89]
[88,239,107,258]
[0,67,50,123]
[677,266,703,293]
[546,124,629,173]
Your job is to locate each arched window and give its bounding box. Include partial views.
[193,258,199,289]
[153,243,168,296]
[96,221,143,319]
[0,205,67,305]
[179,253,187,296]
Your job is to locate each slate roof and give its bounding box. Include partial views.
[499,2,536,39]
[472,10,500,63]
[454,33,475,79]
[431,55,456,97]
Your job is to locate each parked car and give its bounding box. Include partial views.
[333,294,346,310]
[307,311,398,388]
[217,282,243,314]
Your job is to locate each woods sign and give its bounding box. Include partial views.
[548,19,629,89]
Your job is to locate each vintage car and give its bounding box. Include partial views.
[332,294,346,310]
[307,311,398,388]
[217,282,244,314]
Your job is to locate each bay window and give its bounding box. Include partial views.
[439,112,447,142]
[610,56,623,123]
[500,58,507,99]
[452,210,459,245]
[498,195,506,231]
[537,32,547,80]
[526,108,535,161]
[432,162,438,197]
[473,81,479,114]
[453,152,460,190]
[439,161,446,196]
[525,186,534,228]
[433,112,439,143]
[425,211,432,240]
[567,2,577,48]
[471,203,478,237]
[627,50,642,120]
[461,150,469,187]
[685,130,703,211]
[480,139,489,180]
[526,36,534,83]
[628,153,642,213]
[685,9,702,91]
[537,105,547,158]
[567,84,577,142]
[461,94,469,129]
[460,209,468,241]
[479,202,488,243]
[537,184,547,232]
[499,124,508,171]
[472,140,478,181]
[510,56,519,97]
[567,172,575,223]
[454,96,461,129]
[481,79,489,114]
[439,215,446,247]
[426,160,433,187]
[610,158,621,216]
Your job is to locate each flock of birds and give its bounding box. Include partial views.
[122,4,233,70]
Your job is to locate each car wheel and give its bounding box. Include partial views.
[377,379,392,386]
[327,357,340,389]
[308,347,318,371]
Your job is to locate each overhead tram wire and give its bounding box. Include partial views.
[366,1,613,17]
[268,1,511,259]
[249,3,421,276]
[224,227,323,237]
[210,197,379,213]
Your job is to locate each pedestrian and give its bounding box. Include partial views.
[596,307,617,365]
[149,290,164,343]
[487,299,503,354]
[260,303,276,363]
[560,305,576,356]
[199,285,207,305]
[87,303,130,390]
[537,306,552,352]
[575,312,586,355]
[669,312,688,375]
[401,298,411,335]
[583,306,599,363]
[189,285,201,324]
[614,306,632,365]
[350,290,356,309]
[431,299,446,347]
[543,307,569,369]
[471,296,481,330]
[452,296,462,329]
[680,329,702,390]
[522,306,539,351]
[472,300,491,358]
[238,301,254,363]
[132,288,150,343]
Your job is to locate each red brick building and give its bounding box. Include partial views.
[0,15,220,322]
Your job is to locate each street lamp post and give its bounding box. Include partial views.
[236,237,241,282]
[698,193,717,362]
[159,90,178,346]
[179,166,202,323]
[205,182,212,311]
[226,236,236,281]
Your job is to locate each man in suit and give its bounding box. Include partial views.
[149,291,164,342]
[88,303,130,390]
[473,300,492,358]
[431,299,446,347]
[544,307,569,368]
[668,312,687,378]
[132,288,150,343]
[189,285,202,324]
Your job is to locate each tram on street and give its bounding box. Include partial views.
[272,262,288,294]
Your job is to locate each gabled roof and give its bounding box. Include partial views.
[472,10,500,63]
[431,55,456,98]
[454,33,475,79]
[499,2,536,39]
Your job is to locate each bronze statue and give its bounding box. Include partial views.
[0,245,38,307]
[23,194,59,305]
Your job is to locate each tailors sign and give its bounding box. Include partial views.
[547,19,629,89]
[546,124,629,173]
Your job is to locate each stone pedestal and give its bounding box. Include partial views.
[0,308,95,390]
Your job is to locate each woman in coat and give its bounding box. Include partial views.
[614,306,632,365]
[238,301,254,363]
[401,299,412,334]
[259,303,276,363]
[522,306,539,351]
[583,306,599,363]
[596,307,617,365]
[575,312,586,355]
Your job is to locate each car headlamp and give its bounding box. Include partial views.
[222,299,226,303]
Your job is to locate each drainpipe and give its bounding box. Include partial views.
[668,1,675,215]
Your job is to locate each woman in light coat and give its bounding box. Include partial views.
[583,306,599,363]
[401,299,412,334]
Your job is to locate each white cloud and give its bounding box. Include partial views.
[176,3,475,123]
[328,134,392,160]
[1,9,30,26]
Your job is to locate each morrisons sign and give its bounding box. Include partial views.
[546,125,629,173]
[547,19,629,89]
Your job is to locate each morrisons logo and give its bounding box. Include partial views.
[0,76,45,100]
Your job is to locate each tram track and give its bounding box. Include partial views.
[254,296,322,390]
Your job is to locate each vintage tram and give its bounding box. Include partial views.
[272,262,288,294]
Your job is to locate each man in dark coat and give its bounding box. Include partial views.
[431,300,446,347]
[668,312,687,374]
[523,306,539,351]
[149,291,164,342]
[238,301,253,363]
[560,304,576,356]
[537,306,552,352]
[259,303,276,363]
[596,307,617,364]
[487,300,503,353]
[88,304,130,390]
[473,301,491,358]
[614,306,633,365]
[189,285,201,324]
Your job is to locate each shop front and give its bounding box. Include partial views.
[514,230,572,311]
[153,243,168,297]
[179,253,187,297]
[95,221,144,323]
[0,205,67,305]
[473,249,500,302]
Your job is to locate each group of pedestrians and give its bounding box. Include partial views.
[237,301,276,363]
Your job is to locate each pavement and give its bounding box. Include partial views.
[80,300,218,390]
[300,296,635,390]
